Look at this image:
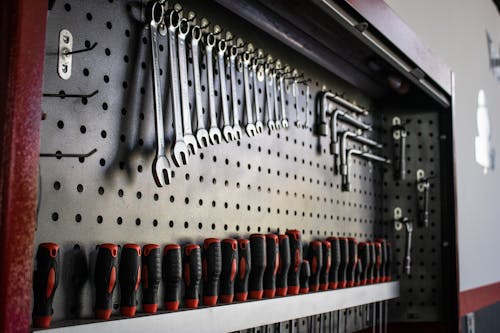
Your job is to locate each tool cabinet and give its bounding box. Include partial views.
[0,0,458,332]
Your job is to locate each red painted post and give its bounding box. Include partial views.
[0,0,47,332]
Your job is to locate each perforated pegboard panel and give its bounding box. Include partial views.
[381,111,443,322]
[34,0,442,330]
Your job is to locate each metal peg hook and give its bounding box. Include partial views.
[40,148,98,159]
[43,90,99,99]
[64,42,98,56]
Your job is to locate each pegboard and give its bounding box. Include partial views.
[381,111,443,322]
[35,0,444,330]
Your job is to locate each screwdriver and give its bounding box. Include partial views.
[163,244,182,311]
[338,238,349,289]
[375,239,387,283]
[94,243,118,320]
[299,260,311,294]
[275,235,290,296]
[142,244,161,313]
[346,238,357,288]
[119,244,141,317]
[358,242,370,286]
[319,240,331,291]
[355,258,362,287]
[220,239,238,303]
[264,234,279,298]
[286,229,302,295]
[327,237,340,290]
[249,234,266,299]
[203,238,222,306]
[32,243,60,328]
[308,241,323,292]
[183,244,202,308]
[368,242,376,284]
[374,242,382,283]
[235,239,251,302]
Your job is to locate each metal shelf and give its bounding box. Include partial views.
[38,282,399,333]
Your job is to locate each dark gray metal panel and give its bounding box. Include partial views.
[382,111,443,322]
[38,1,386,327]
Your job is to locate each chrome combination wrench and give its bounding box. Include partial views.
[229,45,243,140]
[149,1,172,186]
[242,52,257,137]
[167,10,188,167]
[204,32,222,145]
[216,39,235,142]
[251,56,264,134]
[264,62,276,132]
[177,18,198,155]
[190,25,210,148]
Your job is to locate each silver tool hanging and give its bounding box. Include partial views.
[229,45,243,140]
[177,18,198,156]
[242,52,257,137]
[205,32,222,145]
[217,39,235,142]
[252,56,264,134]
[166,10,189,167]
[190,25,210,148]
[264,62,276,132]
[149,2,173,186]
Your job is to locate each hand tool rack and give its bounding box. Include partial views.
[30,0,458,332]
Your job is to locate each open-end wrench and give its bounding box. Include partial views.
[242,52,257,137]
[278,70,289,128]
[204,33,222,145]
[251,57,264,134]
[149,2,172,186]
[177,19,197,155]
[271,67,281,130]
[264,63,276,132]
[167,10,188,167]
[190,25,209,148]
[217,39,235,142]
[229,45,242,140]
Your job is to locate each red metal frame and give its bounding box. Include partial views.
[0,0,47,332]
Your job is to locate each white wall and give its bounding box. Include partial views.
[384,0,500,291]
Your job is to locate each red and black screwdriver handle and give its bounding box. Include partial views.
[319,240,331,291]
[263,234,279,298]
[308,241,323,292]
[183,244,202,308]
[286,229,302,295]
[249,234,267,300]
[327,237,341,290]
[374,241,382,283]
[32,243,60,328]
[358,242,370,285]
[346,238,358,288]
[142,244,161,313]
[299,260,311,294]
[376,238,388,282]
[338,238,349,289]
[220,239,238,304]
[275,235,290,296]
[163,244,182,311]
[355,257,362,286]
[94,243,118,320]
[235,239,251,301]
[119,244,141,317]
[368,242,376,284]
[203,238,222,306]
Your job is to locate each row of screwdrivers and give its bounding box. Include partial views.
[32,232,391,328]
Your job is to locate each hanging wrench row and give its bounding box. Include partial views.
[149,1,311,187]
